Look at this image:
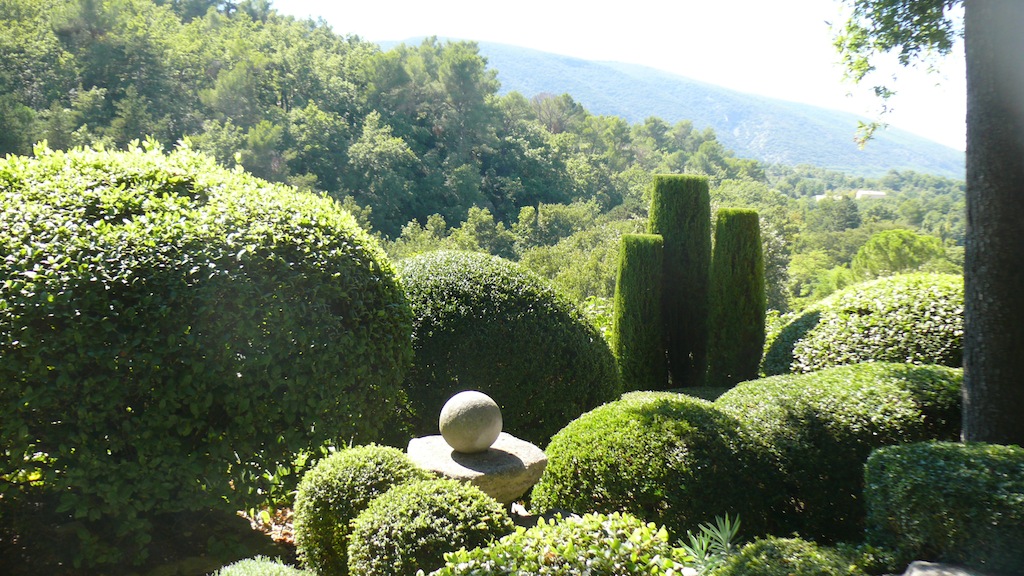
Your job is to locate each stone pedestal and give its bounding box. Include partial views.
[407,432,547,505]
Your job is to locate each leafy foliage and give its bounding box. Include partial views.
[293,445,431,576]
[707,208,765,387]
[714,362,963,542]
[611,233,667,391]
[531,392,781,538]
[762,273,963,375]
[865,441,1024,573]
[710,536,866,576]
[850,228,945,279]
[0,143,412,566]
[647,174,712,387]
[212,556,311,576]
[397,250,620,445]
[347,478,514,576]
[429,512,694,576]
[679,514,742,575]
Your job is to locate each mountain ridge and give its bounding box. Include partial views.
[385,39,965,179]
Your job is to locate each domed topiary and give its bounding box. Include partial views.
[433,512,692,575]
[530,392,780,538]
[397,250,621,446]
[346,478,514,576]
[293,445,431,576]
[715,362,963,542]
[212,556,311,576]
[762,273,962,375]
[0,144,413,563]
[711,537,866,576]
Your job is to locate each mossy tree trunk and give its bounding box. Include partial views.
[707,208,765,387]
[647,174,711,387]
[611,233,666,391]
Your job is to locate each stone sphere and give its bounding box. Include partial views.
[439,391,503,453]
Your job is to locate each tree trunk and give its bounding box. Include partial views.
[963,0,1024,445]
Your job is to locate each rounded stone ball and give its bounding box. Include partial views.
[439,391,503,453]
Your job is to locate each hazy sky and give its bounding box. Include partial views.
[275,0,966,151]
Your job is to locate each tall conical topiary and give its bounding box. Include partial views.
[611,234,666,391]
[708,208,765,387]
[647,174,711,387]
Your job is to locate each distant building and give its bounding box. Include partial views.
[855,190,887,200]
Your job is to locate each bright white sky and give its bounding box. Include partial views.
[275,0,967,151]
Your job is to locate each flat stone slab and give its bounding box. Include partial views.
[407,432,547,504]
[901,561,1009,576]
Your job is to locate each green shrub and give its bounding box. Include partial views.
[293,445,431,576]
[397,250,621,445]
[711,537,865,576]
[430,512,692,575]
[0,144,413,565]
[531,391,780,538]
[212,556,310,576]
[715,362,963,542]
[347,478,514,576]
[707,208,765,387]
[762,273,963,375]
[647,174,711,387]
[865,441,1024,573]
[611,233,667,391]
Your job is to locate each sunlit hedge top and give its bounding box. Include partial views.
[0,143,413,520]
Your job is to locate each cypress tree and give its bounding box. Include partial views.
[647,174,711,387]
[611,233,666,391]
[707,208,766,387]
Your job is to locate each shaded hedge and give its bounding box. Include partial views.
[431,512,691,575]
[347,478,513,576]
[611,233,666,391]
[707,208,765,387]
[293,445,430,576]
[397,250,620,445]
[531,391,780,537]
[762,273,963,375]
[710,537,865,576]
[714,362,963,542]
[647,174,711,387]
[0,144,413,565]
[865,441,1024,573]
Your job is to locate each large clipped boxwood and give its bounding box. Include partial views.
[398,250,620,445]
[293,445,431,576]
[762,273,963,375]
[711,537,865,576]
[432,512,692,575]
[531,392,780,537]
[714,362,963,542]
[347,478,514,576]
[865,441,1024,573]
[0,145,412,562]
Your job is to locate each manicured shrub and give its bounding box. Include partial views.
[397,250,621,445]
[212,556,310,576]
[715,362,963,542]
[611,233,667,391]
[707,208,765,387]
[865,441,1024,573]
[0,144,413,565]
[293,445,431,576]
[711,537,865,576]
[762,273,963,375]
[347,478,513,576]
[531,392,780,538]
[431,512,692,575]
[647,174,711,387]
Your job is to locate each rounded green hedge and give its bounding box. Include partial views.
[0,145,413,563]
[432,512,692,575]
[710,537,865,576]
[714,362,963,542]
[347,478,513,576]
[530,391,781,538]
[397,250,621,446]
[212,556,310,576]
[293,445,431,576]
[865,441,1024,573]
[762,273,963,375]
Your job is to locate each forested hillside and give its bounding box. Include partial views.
[0,0,965,314]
